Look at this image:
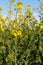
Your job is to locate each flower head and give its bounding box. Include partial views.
[40,4,43,10]
[40,24,43,29]
[17,2,23,10]
[11,29,22,37]
[0,23,5,33]
[0,6,3,11]
[12,0,16,3]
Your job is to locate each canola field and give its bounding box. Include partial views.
[0,0,43,65]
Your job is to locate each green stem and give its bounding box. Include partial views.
[25,61,27,65]
[15,37,17,65]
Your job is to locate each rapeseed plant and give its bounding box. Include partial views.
[0,0,43,65]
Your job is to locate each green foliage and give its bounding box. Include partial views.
[0,0,43,65]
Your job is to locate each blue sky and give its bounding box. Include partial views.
[0,0,43,17]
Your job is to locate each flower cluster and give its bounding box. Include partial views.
[0,0,43,65]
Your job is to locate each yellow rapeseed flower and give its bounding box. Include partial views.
[19,15,23,21]
[8,10,13,14]
[40,24,43,29]
[0,16,5,22]
[11,29,22,37]
[17,2,23,10]
[17,30,22,37]
[0,6,3,11]
[26,13,32,18]
[6,15,10,20]
[10,21,14,27]
[12,0,16,3]
[17,21,20,25]
[0,23,4,32]
[11,29,17,36]
[24,19,30,26]
[40,4,43,10]
[26,5,31,9]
